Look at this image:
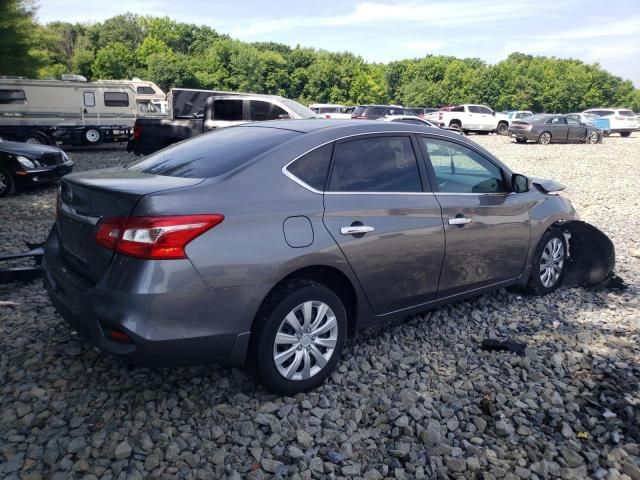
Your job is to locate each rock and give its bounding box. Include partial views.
[496,420,515,437]
[445,456,466,473]
[261,459,283,474]
[287,445,305,460]
[114,440,132,460]
[420,420,441,446]
[341,462,362,476]
[327,450,346,464]
[3,453,24,473]
[296,429,313,448]
[560,448,584,468]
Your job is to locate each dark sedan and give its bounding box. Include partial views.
[44,120,614,394]
[509,114,602,145]
[0,140,73,196]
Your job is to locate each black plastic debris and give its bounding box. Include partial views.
[479,393,495,416]
[0,242,44,285]
[481,338,527,356]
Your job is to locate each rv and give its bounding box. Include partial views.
[0,76,165,146]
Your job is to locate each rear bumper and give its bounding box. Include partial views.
[42,227,264,367]
[509,129,535,141]
[608,128,637,134]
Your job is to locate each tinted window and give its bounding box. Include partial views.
[83,92,95,107]
[468,105,481,113]
[129,127,299,178]
[352,106,366,117]
[477,106,493,114]
[104,92,129,107]
[214,99,243,121]
[547,117,567,125]
[286,143,333,191]
[421,138,506,194]
[566,117,581,126]
[403,118,427,125]
[250,100,288,121]
[451,106,464,112]
[329,136,422,192]
[0,89,26,104]
[137,86,156,95]
[366,107,386,117]
[386,107,404,116]
[619,110,635,117]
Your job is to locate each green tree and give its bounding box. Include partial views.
[0,0,44,76]
[145,51,196,91]
[92,42,134,79]
[135,36,171,67]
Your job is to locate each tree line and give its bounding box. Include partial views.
[2,1,639,112]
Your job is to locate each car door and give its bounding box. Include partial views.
[418,136,531,297]
[322,134,445,314]
[566,116,587,142]
[546,116,569,142]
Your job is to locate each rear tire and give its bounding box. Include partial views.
[449,121,462,131]
[252,280,347,395]
[0,167,16,197]
[527,230,567,296]
[588,131,599,144]
[84,128,101,144]
[538,131,552,145]
[620,132,632,137]
[24,132,49,145]
[497,122,509,135]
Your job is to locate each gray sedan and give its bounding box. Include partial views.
[43,120,614,394]
[509,114,603,144]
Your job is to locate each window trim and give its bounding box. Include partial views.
[417,134,513,196]
[282,131,437,195]
[103,91,129,107]
[83,91,95,107]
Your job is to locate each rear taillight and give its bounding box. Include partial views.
[133,124,143,139]
[96,214,224,260]
[438,112,443,120]
[352,115,368,120]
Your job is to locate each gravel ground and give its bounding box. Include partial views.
[1,136,639,480]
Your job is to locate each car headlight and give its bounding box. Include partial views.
[16,155,38,169]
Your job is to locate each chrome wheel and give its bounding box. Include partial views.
[85,129,100,143]
[273,301,338,381]
[589,132,599,144]
[539,237,564,288]
[538,132,551,145]
[0,171,7,194]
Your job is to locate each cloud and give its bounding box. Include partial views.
[230,0,547,38]
[535,16,640,41]
[403,40,446,52]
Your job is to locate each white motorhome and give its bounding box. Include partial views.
[0,76,165,145]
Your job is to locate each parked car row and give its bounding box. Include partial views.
[509,114,603,144]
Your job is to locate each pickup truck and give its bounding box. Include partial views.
[128,91,317,155]
[426,104,505,134]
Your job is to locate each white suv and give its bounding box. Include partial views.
[583,108,638,137]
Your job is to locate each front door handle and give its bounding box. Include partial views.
[448,217,472,225]
[340,225,375,235]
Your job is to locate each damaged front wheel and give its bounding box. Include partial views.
[528,230,567,295]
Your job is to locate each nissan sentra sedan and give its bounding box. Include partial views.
[43,120,614,394]
[509,114,602,144]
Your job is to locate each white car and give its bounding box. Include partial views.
[566,112,600,127]
[309,103,352,119]
[582,108,638,136]
[380,115,465,134]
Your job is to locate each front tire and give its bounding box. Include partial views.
[24,132,49,145]
[528,230,567,295]
[0,167,16,197]
[252,280,347,395]
[588,131,599,144]
[538,131,552,145]
[497,122,509,135]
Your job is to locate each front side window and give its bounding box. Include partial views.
[136,86,156,95]
[566,117,581,126]
[421,137,507,194]
[0,89,26,104]
[328,136,422,193]
[477,106,493,114]
[104,92,129,107]
[286,143,333,191]
[547,117,567,125]
[249,100,288,121]
[213,99,243,121]
[83,92,95,107]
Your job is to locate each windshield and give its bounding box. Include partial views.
[279,98,317,118]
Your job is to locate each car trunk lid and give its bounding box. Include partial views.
[57,168,204,283]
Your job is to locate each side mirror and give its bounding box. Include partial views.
[512,173,529,193]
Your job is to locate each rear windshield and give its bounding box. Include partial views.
[352,106,367,116]
[128,127,299,178]
[619,110,635,117]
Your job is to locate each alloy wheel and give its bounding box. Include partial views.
[273,301,339,381]
[589,132,599,144]
[539,237,565,288]
[0,171,7,194]
[539,132,551,145]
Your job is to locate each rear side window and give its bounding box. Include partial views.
[137,86,156,94]
[250,101,289,121]
[352,106,366,117]
[286,143,333,191]
[0,89,26,104]
[619,110,635,117]
[450,106,464,112]
[329,136,422,192]
[366,107,386,117]
[104,92,129,107]
[214,99,243,121]
[129,127,299,178]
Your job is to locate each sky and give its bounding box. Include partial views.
[36,0,640,86]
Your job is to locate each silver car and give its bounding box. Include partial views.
[44,120,614,394]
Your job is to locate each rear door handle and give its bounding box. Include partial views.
[340,225,375,235]
[448,217,472,225]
